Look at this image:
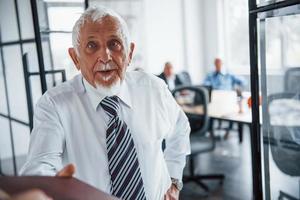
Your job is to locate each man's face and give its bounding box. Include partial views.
[69,16,134,88]
[164,63,174,78]
[215,59,222,72]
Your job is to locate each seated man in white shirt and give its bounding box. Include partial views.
[158,62,183,91]
[20,6,191,200]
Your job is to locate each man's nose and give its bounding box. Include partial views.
[97,47,112,63]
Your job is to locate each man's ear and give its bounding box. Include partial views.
[127,42,135,65]
[68,48,80,70]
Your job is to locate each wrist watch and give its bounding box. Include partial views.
[171,178,183,191]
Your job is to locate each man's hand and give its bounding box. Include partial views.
[56,163,75,177]
[164,184,179,200]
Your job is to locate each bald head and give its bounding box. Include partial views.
[164,62,174,78]
[214,58,222,73]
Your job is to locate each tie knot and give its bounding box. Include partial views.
[100,96,120,118]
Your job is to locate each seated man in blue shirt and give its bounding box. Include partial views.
[203,58,246,138]
[203,58,245,90]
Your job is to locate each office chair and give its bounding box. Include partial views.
[172,86,225,192]
[178,71,192,86]
[267,92,300,200]
[195,85,212,103]
[284,67,300,93]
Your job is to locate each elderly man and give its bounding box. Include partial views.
[203,58,246,138]
[20,6,190,200]
[203,58,245,90]
[158,62,183,91]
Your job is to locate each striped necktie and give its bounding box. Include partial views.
[100,96,147,200]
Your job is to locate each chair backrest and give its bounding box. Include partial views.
[284,67,300,93]
[178,71,192,86]
[267,92,300,176]
[198,85,212,102]
[172,86,209,137]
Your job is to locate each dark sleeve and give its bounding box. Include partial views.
[175,75,183,86]
[158,73,167,84]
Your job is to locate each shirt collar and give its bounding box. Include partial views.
[82,76,132,111]
[215,70,226,76]
[166,75,175,82]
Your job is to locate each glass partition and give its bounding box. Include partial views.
[257,0,288,6]
[0,0,44,175]
[258,4,300,199]
[37,0,85,83]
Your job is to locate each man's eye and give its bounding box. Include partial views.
[86,41,97,49]
[108,40,122,51]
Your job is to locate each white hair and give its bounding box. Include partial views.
[72,6,130,55]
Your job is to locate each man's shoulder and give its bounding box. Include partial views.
[207,71,216,76]
[203,72,215,81]
[39,74,82,103]
[125,71,167,90]
[157,72,165,79]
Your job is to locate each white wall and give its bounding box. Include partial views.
[181,0,225,84]
[183,0,205,84]
[201,0,225,76]
[143,0,184,74]
[143,0,219,83]
[142,0,224,83]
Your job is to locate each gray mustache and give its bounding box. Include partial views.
[94,62,117,72]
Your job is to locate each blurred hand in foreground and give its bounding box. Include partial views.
[56,163,75,178]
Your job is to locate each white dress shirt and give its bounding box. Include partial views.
[166,75,176,91]
[20,71,191,200]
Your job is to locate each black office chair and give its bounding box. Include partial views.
[284,67,300,93]
[267,92,300,200]
[178,71,192,86]
[172,86,225,192]
[200,85,212,103]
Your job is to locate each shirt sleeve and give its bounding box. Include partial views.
[19,94,65,176]
[231,74,246,87]
[162,86,191,181]
[203,74,212,86]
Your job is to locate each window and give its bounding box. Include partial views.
[47,6,83,79]
[38,0,85,82]
[265,14,300,73]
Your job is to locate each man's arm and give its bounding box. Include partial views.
[163,108,191,180]
[19,95,65,176]
[161,87,190,200]
[162,88,191,181]
[203,73,212,86]
[231,74,246,88]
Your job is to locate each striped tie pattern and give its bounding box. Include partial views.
[100,96,147,200]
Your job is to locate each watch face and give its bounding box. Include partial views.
[177,181,183,191]
[171,178,183,191]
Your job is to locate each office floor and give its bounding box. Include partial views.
[180,125,253,200]
[1,125,253,200]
